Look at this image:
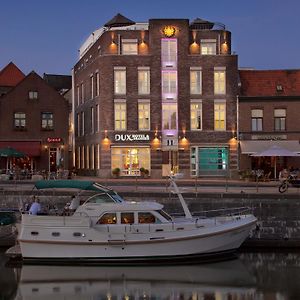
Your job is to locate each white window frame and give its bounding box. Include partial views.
[190,67,202,95]
[274,108,286,131]
[161,39,177,67]
[138,100,150,131]
[214,100,226,131]
[114,100,127,131]
[251,109,263,131]
[214,67,226,95]
[114,67,126,95]
[162,103,177,130]
[190,100,202,130]
[138,67,150,95]
[162,71,177,94]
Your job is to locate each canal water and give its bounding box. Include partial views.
[1,249,300,300]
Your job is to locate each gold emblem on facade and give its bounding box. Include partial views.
[163,26,176,37]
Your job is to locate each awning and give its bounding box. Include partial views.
[0,141,41,157]
[240,140,300,155]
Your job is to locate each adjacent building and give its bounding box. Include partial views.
[73,14,239,178]
[0,63,70,173]
[239,69,300,178]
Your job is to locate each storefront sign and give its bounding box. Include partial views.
[114,134,150,142]
[47,137,62,143]
[252,135,287,141]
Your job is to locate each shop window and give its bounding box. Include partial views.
[190,68,202,94]
[274,109,286,131]
[97,213,117,224]
[138,68,150,95]
[251,109,263,131]
[190,101,202,130]
[121,212,134,224]
[201,39,216,55]
[114,68,126,95]
[41,112,54,130]
[214,101,226,131]
[122,39,138,55]
[214,68,226,95]
[14,112,26,130]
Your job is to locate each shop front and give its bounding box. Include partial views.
[44,137,66,172]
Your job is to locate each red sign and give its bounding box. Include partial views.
[47,137,62,143]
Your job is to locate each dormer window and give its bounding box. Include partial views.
[122,39,138,55]
[29,91,38,100]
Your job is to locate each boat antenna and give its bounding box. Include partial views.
[169,174,193,219]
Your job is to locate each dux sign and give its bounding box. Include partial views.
[115,134,150,142]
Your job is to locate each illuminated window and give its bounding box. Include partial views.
[201,39,216,55]
[121,212,134,224]
[214,101,226,131]
[122,39,138,55]
[14,112,26,129]
[274,109,286,131]
[29,91,38,99]
[251,109,263,131]
[41,112,54,130]
[214,68,226,95]
[161,39,177,64]
[162,103,177,130]
[138,101,150,131]
[138,212,156,224]
[138,67,150,94]
[190,101,202,130]
[190,68,202,94]
[97,213,117,224]
[162,71,177,94]
[114,68,126,95]
[114,101,126,130]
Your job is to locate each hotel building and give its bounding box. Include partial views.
[73,14,239,178]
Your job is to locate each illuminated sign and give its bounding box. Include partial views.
[114,134,150,142]
[163,26,176,38]
[47,137,62,143]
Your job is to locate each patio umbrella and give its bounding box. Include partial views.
[0,147,26,171]
[251,145,300,179]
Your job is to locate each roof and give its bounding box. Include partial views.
[43,73,72,93]
[239,69,300,97]
[0,62,25,87]
[104,13,135,27]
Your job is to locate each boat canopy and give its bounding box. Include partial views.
[34,180,112,192]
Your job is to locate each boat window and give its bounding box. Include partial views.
[31,231,39,235]
[73,232,83,237]
[97,213,117,224]
[52,232,60,237]
[158,210,173,221]
[110,193,125,203]
[121,212,134,224]
[138,212,156,224]
[86,193,114,204]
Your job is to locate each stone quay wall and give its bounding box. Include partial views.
[1,190,300,247]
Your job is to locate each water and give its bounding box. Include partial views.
[1,249,300,300]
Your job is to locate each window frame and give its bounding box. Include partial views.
[214,100,226,131]
[14,112,26,130]
[214,68,226,95]
[274,108,286,131]
[251,109,263,132]
[114,68,126,95]
[138,67,150,95]
[190,100,202,130]
[190,68,202,95]
[114,100,127,131]
[138,100,150,131]
[41,112,54,130]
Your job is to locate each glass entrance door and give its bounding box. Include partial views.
[123,148,139,176]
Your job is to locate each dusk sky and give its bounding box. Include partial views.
[1,0,299,76]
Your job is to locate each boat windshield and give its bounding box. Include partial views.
[109,193,125,203]
[158,210,173,221]
[85,193,116,204]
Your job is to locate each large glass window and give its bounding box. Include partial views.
[251,109,263,131]
[162,103,177,130]
[214,102,226,131]
[161,39,177,65]
[138,101,150,131]
[274,109,286,131]
[14,112,26,129]
[114,101,126,130]
[214,69,226,95]
[111,147,150,176]
[41,112,53,130]
[190,69,202,94]
[201,39,216,55]
[138,68,150,95]
[162,71,177,94]
[114,68,126,95]
[190,101,202,130]
[122,39,138,55]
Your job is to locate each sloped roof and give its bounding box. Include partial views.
[43,73,72,92]
[104,13,135,27]
[239,69,300,97]
[0,62,25,87]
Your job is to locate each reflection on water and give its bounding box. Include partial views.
[2,250,300,300]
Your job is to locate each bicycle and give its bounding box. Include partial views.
[278,175,300,193]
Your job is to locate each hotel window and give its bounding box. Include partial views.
[161,39,177,66]
[190,101,202,130]
[77,86,80,107]
[95,104,99,132]
[274,109,286,131]
[81,111,85,136]
[91,107,94,134]
[96,144,100,169]
[81,83,84,103]
[201,39,216,55]
[114,67,126,95]
[251,109,263,131]
[138,101,150,131]
[95,72,100,96]
[162,71,177,94]
[77,113,80,136]
[86,145,90,169]
[214,68,226,95]
[14,112,26,129]
[41,112,54,130]
[90,75,94,99]
[29,91,38,100]
[162,103,177,130]
[122,39,138,55]
[214,101,226,131]
[90,145,95,170]
[138,67,150,95]
[114,100,126,130]
[190,68,202,94]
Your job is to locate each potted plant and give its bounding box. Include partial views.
[112,167,121,178]
[140,167,149,178]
